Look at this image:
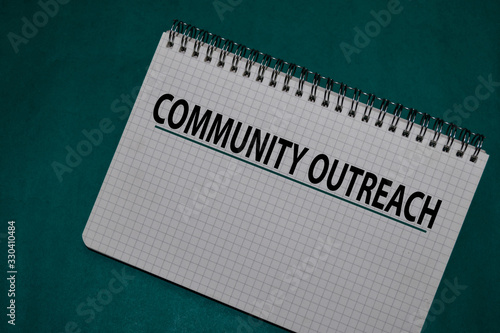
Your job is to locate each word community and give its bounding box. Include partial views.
[154,93,442,229]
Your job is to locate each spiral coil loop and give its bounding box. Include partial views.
[456,128,471,157]
[256,54,272,82]
[167,20,184,47]
[442,123,458,153]
[362,94,376,122]
[296,68,308,97]
[269,59,284,87]
[348,88,362,117]
[470,134,484,162]
[179,24,194,53]
[309,73,321,102]
[192,30,208,57]
[430,119,444,147]
[217,40,234,67]
[230,44,247,72]
[282,63,296,92]
[375,99,389,127]
[322,78,334,107]
[402,109,418,137]
[335,83,347,112]
[204,34,221,62]
[388,104,403,132]
[416,113,431,142]
[243,49,259,77]
[166,20,485,162]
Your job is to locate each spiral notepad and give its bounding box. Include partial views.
[83,21,488,333]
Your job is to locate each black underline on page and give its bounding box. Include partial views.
[155,125,427,233]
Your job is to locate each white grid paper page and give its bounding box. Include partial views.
[83,32,488,333]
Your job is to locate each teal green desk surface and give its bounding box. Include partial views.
[1,1,499,332]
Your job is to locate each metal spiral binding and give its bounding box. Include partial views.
[348,88,361,117]
[205,34,221,63]
[470,134,484,162]
[362,94,376,122]
[166,20,485,162]
[402,108,418,137]
[443,124,457,153]
[230,44,246,72]
[179,24,193,53]
[456,128,471,157]
[218,40,234,67]
[429,119,444,147]
[256,55,272,82]
[322,78,334,107]
[194,30,210,57]
[375,99,389,127]
[388,104,403,132]
[296,68,308,97]
[243,49,258,77]
[335,83,347,112]
[269,60,284,87]
[282,64,296,92]
[416,113,431,142]
[167,20,183,47]
[309,73,321,102]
